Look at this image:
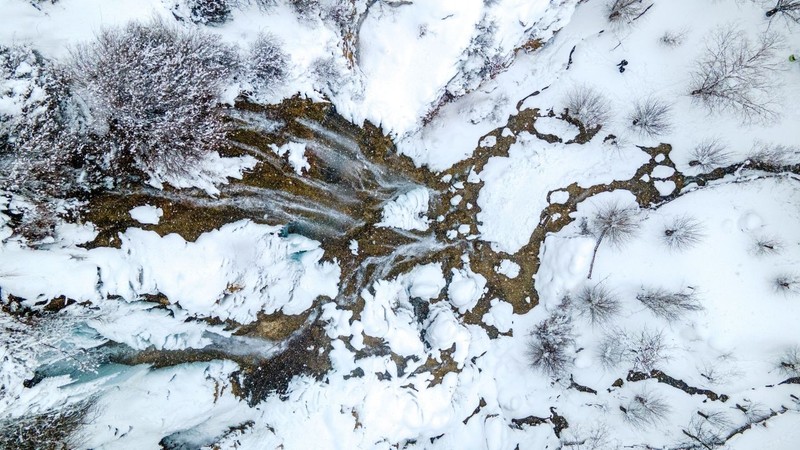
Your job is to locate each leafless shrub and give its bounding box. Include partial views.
[736,400,771,424]
[698,352,741,387]
[248,33,289,94]
[597,332,627,370]
[597,328,669,372]
[751,235,781,256]
[773,273,800,295]
[587,203,640,279]
[637,287,703,321]
[659,29,688,47]
[777,346,800,377]
[69,19,239,182]
[527,300,575,378]
[748,142,799,166]
[688,138,732,172]
[573,283,622,325]
[630,329,669,372]
[564,85,612,128]
[0,397,97,450]
[628,97,672,137]
[689,27,783,123]
[561,424,612,450]
[607,0,649,26]
[681,410,733,449]
[661,215,704,251]
[766,0,800,23]
[620,389,671,428]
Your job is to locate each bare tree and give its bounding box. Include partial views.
[587,203,640,279]
[689,27,783,122]
[766,0,800,23]
[564,85,612,128]
[636,287,703,321]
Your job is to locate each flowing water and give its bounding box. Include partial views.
[76,93,792,402]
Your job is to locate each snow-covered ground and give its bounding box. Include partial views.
[2,0,800,448]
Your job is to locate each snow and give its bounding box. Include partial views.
[3,0,800,448]
[406,263,447,301]
[549,190,569,204]
[0,220,340,323]
[478,131,648,254]
[86,302,230,351]
[128,205,162,225]
[655,179,677,196]
[651,164,675,178]
[481,299,514,333]
[447,263,487,314]
[377,187,431,231]
[270,141,310,175]
[496,259,521,279]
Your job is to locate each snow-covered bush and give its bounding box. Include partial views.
[573,283,621,325]
[688,138,731,172]
[527,300,575,378]
[248,32,289,95]
[766,0,800,23]
[69,19,239,182]
[636,287,703,321]
[311,56,344,96]
[0,45,86,202]
[288,0,319,19]
[660,215,704,250]
[187,0,232,25]
[564,85,612,128]
[689,27,782,122]
[0,397,96,450]
[628,97,672,137]
[620,390,671,428]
